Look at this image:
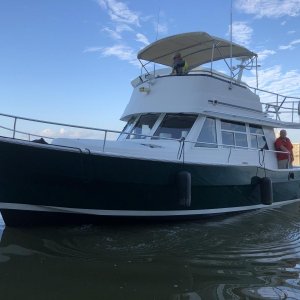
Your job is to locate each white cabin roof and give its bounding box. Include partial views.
[137,32,257,69]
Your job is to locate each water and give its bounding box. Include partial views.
[1,204,300,299]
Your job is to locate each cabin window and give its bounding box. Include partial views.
[221,120,248,147]
[249,124,268,149]
[118,116,137,140]
[127,114,160,139]
[153,114,197,139]
[195,117,217,147]
[123,116,136,132]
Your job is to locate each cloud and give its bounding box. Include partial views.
[102,27,122,40]
[156,23,168,34]
[135,33,149,46]
[39,128,104,139]
[84,44,140,67]
[228,21,253,46]
[98,0,140,26]
[279,39,300,50]
[244,65,300,97]
[288,30,296,35]
[236,0,300,18]
[101,23,134,40]
[83,47,103,53]
[93,44,139,66]
[84,44,138,65]
[153,11,169,35]
[115,23,134,33]
[257,49,276,61]
[101,44,134,59]
[94,0,152,67]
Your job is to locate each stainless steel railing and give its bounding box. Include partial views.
[0,112,184,153]
[249,87,300,122]
[0,111,295,169]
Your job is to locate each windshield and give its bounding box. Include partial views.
[153,114,197,139]
[127,114,160,139]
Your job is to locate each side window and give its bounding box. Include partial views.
[250,124,268,149]
[127,114,160,139]
[221,120,248,147]
[118,116,136,140]
[153,114,197,139]
[196,118,217,147]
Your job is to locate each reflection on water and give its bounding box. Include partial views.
[1,203,300,299]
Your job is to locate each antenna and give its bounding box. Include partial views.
[153,8,161,76]
[155,8,160,41]
[229,0,233,88]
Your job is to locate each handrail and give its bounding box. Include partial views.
[0,111,290,155]
[0,112,188,144]
[0,112,124,135]
[250,86,300,100]
[0,124,52,141]
[0,112,184,154]
[0,111,295,169]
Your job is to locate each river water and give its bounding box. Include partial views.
[1,203,300,300]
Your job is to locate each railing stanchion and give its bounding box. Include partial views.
[13,117,17,139]
[103,131,107,152]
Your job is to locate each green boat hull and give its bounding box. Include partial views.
[0,137,299,226]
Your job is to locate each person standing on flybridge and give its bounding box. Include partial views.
[171,53,185,75]
[275,129,294,169]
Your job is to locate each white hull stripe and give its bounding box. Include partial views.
[0,199,300,217]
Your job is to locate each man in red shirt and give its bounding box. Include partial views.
[274,129,294,169]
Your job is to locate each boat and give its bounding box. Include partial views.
[1,31,300,226]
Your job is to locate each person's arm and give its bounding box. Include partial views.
[279,145,289,152]
[275,139,289,152]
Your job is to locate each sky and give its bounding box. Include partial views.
[1,0,300,140]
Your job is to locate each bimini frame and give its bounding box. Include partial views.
[137,31,258,87]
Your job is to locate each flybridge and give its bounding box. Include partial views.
[129,32,300,126]
[137,31,258,84]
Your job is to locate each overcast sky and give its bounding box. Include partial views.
[1,0,300,140]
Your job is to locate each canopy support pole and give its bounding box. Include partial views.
[210,43,215,75]
[139,59,151,76]
[215,46,233,76]
[255,56,258,89]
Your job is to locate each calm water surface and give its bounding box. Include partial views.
[1,203,300,299]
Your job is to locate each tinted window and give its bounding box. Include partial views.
[124,117,135,131]
[128,114,159,139]
[222,131,235,146]
[257,135,268,149]
[221,120,246,132]
[221,120,248,148]
[118,116,137,140]
[196,118,217,147]
[153,114,197,139]
[250,124,264,135]
[249,125,268,149]
[250,135,258,148]
[235,133,248,147]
